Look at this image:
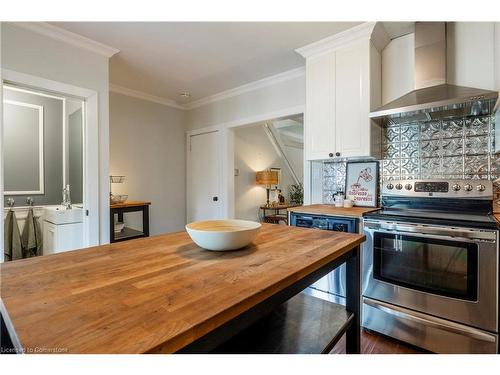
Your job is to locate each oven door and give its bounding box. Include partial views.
[363,220,498,332]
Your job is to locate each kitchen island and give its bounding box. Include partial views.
[0,224,364,354]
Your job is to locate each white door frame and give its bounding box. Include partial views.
[186,104,305,223]
[1,69,100,251]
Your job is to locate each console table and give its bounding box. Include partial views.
[110,201,150,243]
[259,203,301,225]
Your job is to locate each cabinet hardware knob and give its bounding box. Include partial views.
[335,152,341,157]
[329,153,334,157]
[213,196,218,201]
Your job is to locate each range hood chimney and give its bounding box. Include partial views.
[370,22,498,125]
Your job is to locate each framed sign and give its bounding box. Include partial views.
[345,161,379,207]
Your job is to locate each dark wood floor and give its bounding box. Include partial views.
[331,329,427,354]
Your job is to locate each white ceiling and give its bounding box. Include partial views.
[51,22,362,104]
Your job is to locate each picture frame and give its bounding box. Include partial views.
[345,161,379,207]
[270,167,281,202]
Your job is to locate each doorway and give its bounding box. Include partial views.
[1,71,99,261]
[233,115,304,223]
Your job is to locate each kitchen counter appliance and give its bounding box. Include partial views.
[289,213,358,305]
[362,179,498,353]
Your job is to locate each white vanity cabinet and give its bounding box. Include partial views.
[43,221,84,254]
[298,23,387,161]
[42,206,84,254]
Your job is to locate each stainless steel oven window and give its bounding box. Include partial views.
[372,232,478,301]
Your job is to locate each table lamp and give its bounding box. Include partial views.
[256,170,279,208]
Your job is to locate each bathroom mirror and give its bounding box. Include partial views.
[4,99,44,195]
[3,85,84,206]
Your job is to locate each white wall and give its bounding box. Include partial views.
[109,92,186,235]
[186,74,305,131]
[447,22,496,91]
[234,124,298,221]
[1,23,111,244]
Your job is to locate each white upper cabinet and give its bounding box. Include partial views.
[305,52,336,160]
[297,22,388,161]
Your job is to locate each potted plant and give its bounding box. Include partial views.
[289,183,304,205]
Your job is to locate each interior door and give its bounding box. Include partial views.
[188,131,222,222]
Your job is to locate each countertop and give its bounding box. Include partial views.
[110,200,151,209]
[0,224,364,354]
[288,204,380,218]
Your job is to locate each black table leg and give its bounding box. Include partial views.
[110,210,115,243]
[345,246,360,354]
[143,205,150,237]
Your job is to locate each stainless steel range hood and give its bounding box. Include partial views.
[370,22,499,125]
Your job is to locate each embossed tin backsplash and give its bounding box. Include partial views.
[322,113,500,206]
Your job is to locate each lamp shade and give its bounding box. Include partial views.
[256,170,278,186]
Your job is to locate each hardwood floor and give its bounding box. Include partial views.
[331,329,427,354]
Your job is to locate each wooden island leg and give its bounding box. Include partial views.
[345,246,360,354]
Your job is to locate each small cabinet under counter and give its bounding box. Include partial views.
[110,201,150,243]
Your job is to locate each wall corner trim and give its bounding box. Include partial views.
[109,84,186,110]
[296,22,377,58]
[8,22,120,58]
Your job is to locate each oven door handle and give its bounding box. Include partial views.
[364,220,497,242]
[364,298,497,343]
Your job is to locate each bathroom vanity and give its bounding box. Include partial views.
[42,206,84,254]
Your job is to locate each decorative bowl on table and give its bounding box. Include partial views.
[185,219,262,251]
[110,194,128,204]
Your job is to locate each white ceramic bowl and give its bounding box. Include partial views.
[185,219,262,251]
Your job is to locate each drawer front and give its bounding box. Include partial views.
[363,297,498,354]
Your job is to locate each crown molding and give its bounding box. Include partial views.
[109,84,186,110]
[296,22,378,58]
[110,67,305,110]
[8,22,120,58]
[185,67,305,109]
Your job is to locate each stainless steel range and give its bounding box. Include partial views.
[362,179,499,354]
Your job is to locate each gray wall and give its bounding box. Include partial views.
[109,92,186,235]
[4,89,64,206]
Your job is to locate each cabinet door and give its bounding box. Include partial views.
[43,222,56,255]
[305,52,336,160]
[335,41,371,157]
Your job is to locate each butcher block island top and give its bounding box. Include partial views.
[288,204,379,218]
[0,223,364,354]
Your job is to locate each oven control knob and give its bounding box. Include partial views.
[464,184,473,192]
[395,183,403,190]
[386,183,394,190]
[477,184,486,192]
[452,184,461,191]
[405,183,412,190]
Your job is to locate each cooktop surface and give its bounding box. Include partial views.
[364,208,499,229]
